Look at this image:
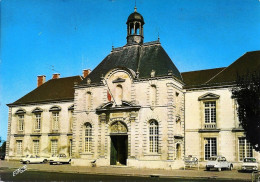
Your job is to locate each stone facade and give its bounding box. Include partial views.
[6,102,74,160]
[72,68,185,169]
[185,87,260,168]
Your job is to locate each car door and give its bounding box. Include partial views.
[221,157,228,168]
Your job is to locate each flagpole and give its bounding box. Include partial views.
[103,79,117,106]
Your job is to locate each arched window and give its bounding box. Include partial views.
[150,85,157,106]
[115,85,123,106]
[85,123,92,152]
[86,92,92,110]
[136,28,140,35]
[149,120,159,153]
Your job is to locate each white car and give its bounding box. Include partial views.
[206,156,233,171]
[49,153,71,165]
[20,155,48,164]
[241,157,258,171]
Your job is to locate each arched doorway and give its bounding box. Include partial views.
[110,121,128,165]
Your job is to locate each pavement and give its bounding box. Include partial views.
[0,160,254,181]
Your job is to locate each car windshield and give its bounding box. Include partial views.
[244,158,256,163]
[209,157,217,161]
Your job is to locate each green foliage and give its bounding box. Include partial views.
[232,73,260,152]
[0,141,6,153]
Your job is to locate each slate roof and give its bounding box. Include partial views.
[182,51,260,89]
[81,42,182,84]
[181,67,225,88]
[205,51,260,85]
[8,76,82,106]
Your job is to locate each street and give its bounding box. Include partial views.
[0,160,253,181]
[0,168,249,182]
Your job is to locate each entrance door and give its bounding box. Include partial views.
[110,135,128,165]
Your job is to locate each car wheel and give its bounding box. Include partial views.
[206,167,210,171]
[43,159,47,163]
[229,165,233,171]
[26,160,30,164]
[218,168,221,172]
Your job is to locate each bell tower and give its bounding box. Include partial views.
[126,7,145,45]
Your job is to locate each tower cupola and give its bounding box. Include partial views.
[126,7,145,45]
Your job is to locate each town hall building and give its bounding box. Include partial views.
[6,8,260,169]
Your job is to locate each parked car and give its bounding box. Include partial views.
[20,155,48,164]
[206,156,233,171]
[49,153,71,165]
[241,157,258,171]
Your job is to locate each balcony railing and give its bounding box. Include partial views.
[204,123,216,129]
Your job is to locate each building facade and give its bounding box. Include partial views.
[6,8,260,169]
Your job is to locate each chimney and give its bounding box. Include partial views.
[83,69,91,78]
[37,75,46,87]
[52,73,60,79]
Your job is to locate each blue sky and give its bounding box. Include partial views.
[1,0,260,141]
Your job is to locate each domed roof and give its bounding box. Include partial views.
[126,9,145,24]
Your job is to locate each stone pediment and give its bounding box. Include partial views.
[15,109,26,115]
[198,93,220,101]
[96,101,141,113]
[112,77,126,83]
[32,107,43,113]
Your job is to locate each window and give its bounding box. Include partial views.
[33,140,39,155]
[69,139,72,157]
[35,113,41,130]
[204,101,216,123]
[239,137,253,161]
[52,112,59,131]
[51,140,58,155]
[86,92,92,110]
[204,138,217,160]
[150,85,157,106]
[69,110,73,131]
[149,120,159,153]
[16,140,23,155]
[18,115,24,131]
[115,85,123,105]
[176,143,181,160]
[85,123,92,152]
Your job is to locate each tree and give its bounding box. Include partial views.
[0,141,6,153]
[232,73,260,152]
